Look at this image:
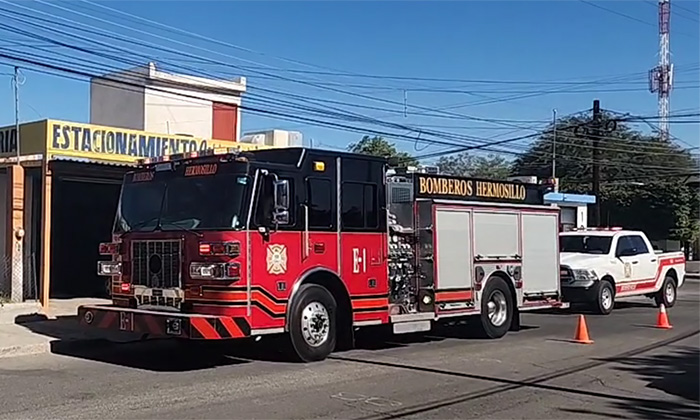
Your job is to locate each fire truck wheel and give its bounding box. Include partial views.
[479,277,513,339]
[654,276,677,308]
[288,284,337,363]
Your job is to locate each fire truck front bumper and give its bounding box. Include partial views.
[78,305,251,340]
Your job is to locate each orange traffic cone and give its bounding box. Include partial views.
[656,304,673,329]
[573,314,594,344]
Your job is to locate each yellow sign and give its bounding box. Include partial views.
[45,120,265,163]
[415,174,539,204]
[0,120,48,158]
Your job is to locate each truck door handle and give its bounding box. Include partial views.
[631,261,639,265]
[650,259,657,262]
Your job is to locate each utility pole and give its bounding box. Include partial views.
[13,66,20,161]
[8,66,24,303]
[591,99,602,226]
[551,109,557,183]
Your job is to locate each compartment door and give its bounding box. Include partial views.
[435,208,473,293]
[521,212,559,295]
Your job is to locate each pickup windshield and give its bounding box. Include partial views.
[114,170,251,233]
[560,235,613,255]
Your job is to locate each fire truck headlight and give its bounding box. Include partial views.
[190,262,242,280]
[190,262,220,279]
[97,261,121,276]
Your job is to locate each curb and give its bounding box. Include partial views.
[0,342,50,359]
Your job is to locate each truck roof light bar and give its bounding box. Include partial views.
[136,147,243,167]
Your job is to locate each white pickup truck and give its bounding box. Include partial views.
[559,228,686,314]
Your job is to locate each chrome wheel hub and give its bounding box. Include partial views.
[665,282,675,303]
[601,287,613,309]
[487,290,508,327]
[301,301,330,347]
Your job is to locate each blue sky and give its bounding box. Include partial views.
[0,0,698,161]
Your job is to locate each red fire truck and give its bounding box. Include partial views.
[80,147,567,362]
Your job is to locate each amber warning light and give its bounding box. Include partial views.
[199,241,241,256]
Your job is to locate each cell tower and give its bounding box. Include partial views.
[649,0,673,142]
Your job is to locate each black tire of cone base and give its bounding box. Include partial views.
[654,276,677,308]
[594,279,615,315]
[478,277,514,339]
[288,284,337,363]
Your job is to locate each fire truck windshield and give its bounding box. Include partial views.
[114,172,252,233]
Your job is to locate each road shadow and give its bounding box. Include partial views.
[600,345,700,419]
[13,312,543,371]
[538,300,657,316]
[352,320,539,351]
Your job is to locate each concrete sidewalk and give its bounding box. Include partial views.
[0,299,141,358]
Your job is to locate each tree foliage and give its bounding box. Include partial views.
[436,153,511,179]
[512,113,699,243]
[348,136,418,166]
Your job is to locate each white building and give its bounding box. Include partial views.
[90,62,245,141]
[508,176,595,232]
[240,129,303,148]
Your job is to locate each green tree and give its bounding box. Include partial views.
[512,113,699,243]
[436,152,511,179]
[348,136,418,166]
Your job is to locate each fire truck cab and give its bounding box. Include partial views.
[80,147,566,362]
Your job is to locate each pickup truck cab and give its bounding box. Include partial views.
[559,228,686,314]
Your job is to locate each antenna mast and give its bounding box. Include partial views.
[649,0,672,142]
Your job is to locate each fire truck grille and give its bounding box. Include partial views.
[131,240,182,289]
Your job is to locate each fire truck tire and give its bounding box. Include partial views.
[478,277,513,339]
[287,284,337,363]
[654,276,677,308]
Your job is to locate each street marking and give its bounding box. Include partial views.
[331,392,402,408]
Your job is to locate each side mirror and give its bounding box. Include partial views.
[272,179,290,225]
[274,179,290,210]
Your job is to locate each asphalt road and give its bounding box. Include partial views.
[1,282,698,420]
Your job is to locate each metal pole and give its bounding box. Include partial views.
[13,66,20,163]
[551,109,557,181]
[592,100,601,226]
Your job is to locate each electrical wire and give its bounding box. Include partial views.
[2,37,696,160]
[579,0,698,38]
[4,47,696,176]
[0,3,696,172]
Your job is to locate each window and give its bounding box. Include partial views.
[616,236,638,256]
[560,235,613,254]
[307,178,332,228]
[629,235,650,254]
[342,182,378,230]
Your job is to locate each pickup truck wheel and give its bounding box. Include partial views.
[287,284,337,363]
[478,277,513,339]
[654,276,677,308]
[595,280,615,315]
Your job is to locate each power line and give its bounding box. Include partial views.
[2,3,696,170]
[0,2,558,133]
[3,39,695,160]
[579,0,697,38]
[4,48,696,176]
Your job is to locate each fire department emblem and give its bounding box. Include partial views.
[267,244,288,275]
[624,262,632,278]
